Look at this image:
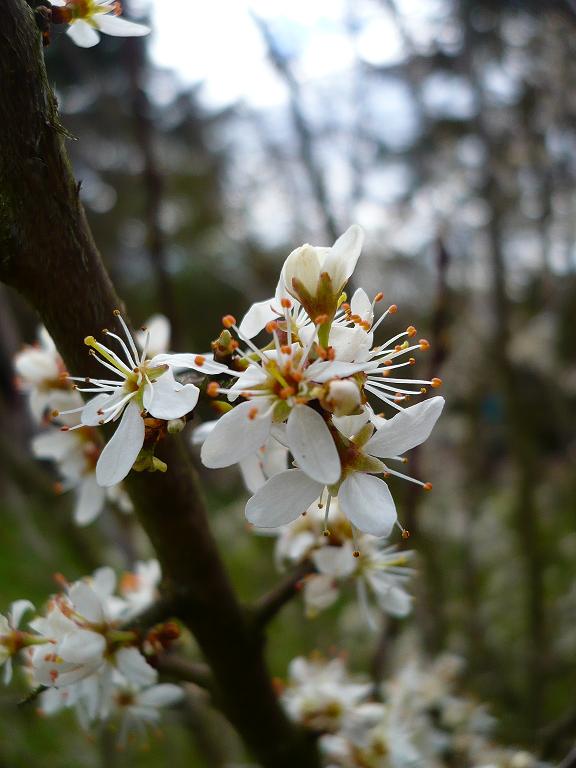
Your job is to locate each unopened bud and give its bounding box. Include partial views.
[167,417,186,435]
[324,379,361,417]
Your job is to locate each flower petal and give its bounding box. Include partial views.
[74,474,106,526]
[151,353,229,375]
[58,629,106,665]
[69,581,105,623]
[9,600,34,629]
[67,20,100,47]
[94,14,150,36]
[145,368,199,420]
[81,391,124,427]
[287,405,340,484]
[338,473,396,537]
[238,298,279,339]
[364,396,445,458]
[322,224,364,291]
[200,400,272,468]
[245,470,323,528]
[312,542,356,577]
[138,684,184,708]
[96,402,144,487]
[115,647,157,687]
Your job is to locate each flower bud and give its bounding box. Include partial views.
[167,417,186,435]
[324,379,361,417]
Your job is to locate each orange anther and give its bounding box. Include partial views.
[194,355,205,366]
[419,339,430,350]
[222,315,236,328]
[388,304,398,314]
[353,550,360,558]
[280,298,292,308]
[341,303,350,312]
[383,359,392,366]
[423,482,433,491]
[350,314,361,323]
[281,345,292,354]
[407,325,417,337]
[401,529,411,539]
[409,357,416,365]
[206,382,220,397]
[60,426,70,432]
[266,321,279,333]
[248,407,259,420]
[374,292,384,302]
[279,386,295,399]
[431,377,442,388]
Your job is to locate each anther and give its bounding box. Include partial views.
[419,339,430,351]
[353,550,360,558]
[222,315,236,328]
[280,298,292,309]
[113,309,121,316]
[60,426,70,432]
[388,304,398,314]
[323,529,330,537]
[431,377,442,388]
[406,326,417,337]
[420,387,427,394]
[53,482,64,495]
[266,321,279,333]
[51,410,60,418]
[102,328,109,335]
[280,345,292,354]
[409,357,416,365]
[374,292,384,302]
[248,407,258,420]
[206,382,220,397]
[423,482,433,491]
[194,355,205,366]
[401,529,411,539]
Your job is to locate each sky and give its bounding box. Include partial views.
[148,0,407,109]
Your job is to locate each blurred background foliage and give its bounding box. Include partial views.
[1,0,576,764]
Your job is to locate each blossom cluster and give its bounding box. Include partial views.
[197,225,444,542]
[281,653,547,768]
[0,561,184,743]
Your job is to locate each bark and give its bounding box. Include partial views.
[0,3,320,766]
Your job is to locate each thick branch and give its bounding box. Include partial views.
[0,5,319,766]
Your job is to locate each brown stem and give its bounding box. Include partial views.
[252,559,315,630]
[0,5,319,765]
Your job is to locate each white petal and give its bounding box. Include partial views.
[74,474,106,525]
[245,470,323,528]
[137,314,170,357]
[261,438,288,478]
[32,430,74,462]
[303,574,339,613]
[322,225,364,290]
[115,647,157,687]
[338,474,397,537]
[238,299,279,339]
[306,359,376,383]
[81,391,123,427]
[200,400,272,468]
[96,402,144,487]
[9,600,34,629]
[332,412,370,439]
[364,396,445,458]
[144,368,199,420]
[312,542,356,577]
[94,14,150,36]
[138,684,184,708]
[3,658,13,685]
[238,452,266,493]
[69,582,105,623]
[287,406,340,484]
[59,629,106,664]
[282,244,321,297]
[151,353,229,375]
[67,20,100,47]
[190,421,216,446]
[350,288,373,323]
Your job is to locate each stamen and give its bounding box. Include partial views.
[102,329,137,369]
[114,310,140,364]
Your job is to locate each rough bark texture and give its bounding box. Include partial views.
[0,3,319,766]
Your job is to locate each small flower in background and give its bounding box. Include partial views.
[50,0,150,49]
[14,326,81,423]
[136,314,171,359]
[0,600,35,684]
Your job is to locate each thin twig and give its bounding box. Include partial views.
[156,654,212,690]
[252,560,315,630]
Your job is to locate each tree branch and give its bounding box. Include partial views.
[156,654,212,690]
[252,559,315,630]
[0,5,319,766]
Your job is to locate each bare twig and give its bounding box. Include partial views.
[156,654,212,690]
[252,560,315,630]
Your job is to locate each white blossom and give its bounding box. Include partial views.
[51,0,150,48]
